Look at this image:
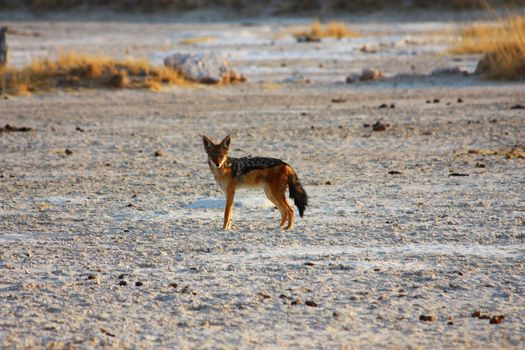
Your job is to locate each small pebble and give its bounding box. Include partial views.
[304,262,315,266]
[325,180,333,185]
[291,299,302,305]
[378,103,388,109]
[305,300,317,307]
[457,98,463,103]
[419,315,435,322]
[118,280,127,286]
[490,315,505,324]
[154,149,165,157]
[87,274,97,280]
[65,149,73,156]
[135,281,144,287]
[169,282,178,288]
[433,99,440,103]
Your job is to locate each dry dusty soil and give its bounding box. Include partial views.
[0,16,524,349]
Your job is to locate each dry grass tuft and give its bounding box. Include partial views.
[0,53,189,96]
[295,20,358,40]
[451,14,525,79]
[180,36,215,45]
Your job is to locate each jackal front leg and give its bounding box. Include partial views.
[223,185,235,230]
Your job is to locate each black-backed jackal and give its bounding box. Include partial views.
[202,135,308,230]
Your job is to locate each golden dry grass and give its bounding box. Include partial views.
[451,14,525,79]
[295,20,359,40]
[0,53,189,96]
[180,36,215,45]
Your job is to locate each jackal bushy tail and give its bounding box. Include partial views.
[288,172,308,218]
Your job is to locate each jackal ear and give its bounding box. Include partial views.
[220,135,231,149]
[202,135,214,152]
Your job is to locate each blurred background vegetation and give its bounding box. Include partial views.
[0,0,523,14]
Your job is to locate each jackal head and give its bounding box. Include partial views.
[202,135,231,169]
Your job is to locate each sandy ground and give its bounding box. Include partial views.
[1,16,525,349]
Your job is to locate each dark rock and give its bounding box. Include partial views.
[76,127,85,132]
[331,98,347,103]
[0,124,32,133]
[118,280,127,286]
[510,104,525,110]
[305,300,318,307]
[135,281,144,287]
[490,315,504,324]
[296,34,321,43]
[419,315,435,322]
[433,99,440,103]
[472,311,481,318]
[372,121,390,131]
[325,180,333,185]
[87,274,97,280]
[65,149,73,156]
[291,299,302,305]
[169,282,178,288]
[154,149,165,157]
[475,162,485,168]
[378,103,388,109]
[363,123,370,128]
[304,262,315,266]
[388,170,402,175]
[390,103,395,108]
[457,98,463,103]
[449,173,469,177]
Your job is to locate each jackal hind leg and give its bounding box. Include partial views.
[268,186,294,230]
[264,187,288,228]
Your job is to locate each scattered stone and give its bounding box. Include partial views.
[372,121,390,132]
[373,268,380,272]
[378,103,388,108]
[449,172,469,177]
[490,315,505,324]
[433,99,440,103]
[471,311,481,318]
[305,300,318,307]
[447,321,454,325]
[419,315,435,322]
[257,292,271,299]
[475,162,486,168]
[100,328,115,337]
[388,170,402,175]
[181,285,197,295]
[331,98,347,103]
[304,262,315,266]
[135,281,144,287]
[479,314,490,320]
[390,103,395,108]
[510,104,525,110]
[118,274,126,280]
[64,149,73,156]
[363,123,370,128]
[333,311,341,318]
[0,124,32,133]
[75,127,85,132]
[279,294,291,299]
[325,180,333,185]
[426,100,431,104]
[164,52,245,84]
[118,280,127,286]
[489,119,497,123]
[345,73,360,83]
[169,282,178,288]
[154,149,165,157]
[360,68,384,81]
[87,274,97,280]
[457,98,463,103]
[291,299,302,305]
[431,67,468,76]
[296,34,321,43]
